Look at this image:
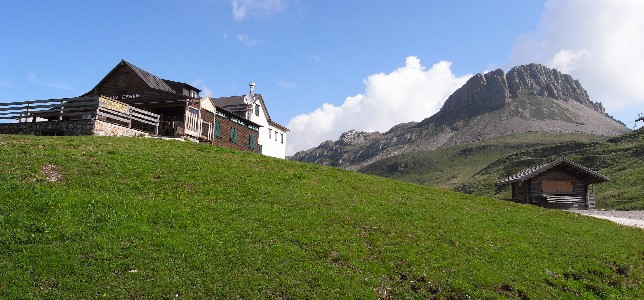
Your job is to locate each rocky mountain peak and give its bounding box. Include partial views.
[337,129,375,146]
[433,64,606,125]
[291,63,628,170]
[433,68,509,124]
[508,64,584,101]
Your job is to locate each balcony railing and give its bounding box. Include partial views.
[0,96,160,135]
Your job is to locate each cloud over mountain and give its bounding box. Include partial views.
[287,57,470,155]
[509,0,644,116]
[287,0,644,155]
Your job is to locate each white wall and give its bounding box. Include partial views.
[248,94,286,159]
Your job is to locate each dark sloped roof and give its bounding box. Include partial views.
[214,105,262,129]
[210,95,246,108]
[84,60,194,97]
[163,79,201,95]
[497,157,609,186]
[210,94,289,131]
[122,60,176,93]
[210,95,248,116]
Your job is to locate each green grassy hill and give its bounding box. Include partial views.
[1,135,643,299]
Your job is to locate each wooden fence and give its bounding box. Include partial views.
[0,96,160,135]
[97,97,160,135]
[0,96,97,122]
[183,108,214,141]
[201,120,214,141]
[543,194,583,204]
[184,108,200,138]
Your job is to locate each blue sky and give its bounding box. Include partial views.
[1,1,643,154]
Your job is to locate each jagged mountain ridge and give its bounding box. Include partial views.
[291,64,630,170]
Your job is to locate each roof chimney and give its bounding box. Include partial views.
[249,82,255,95]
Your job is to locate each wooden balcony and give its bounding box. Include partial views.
[0,96,160,135]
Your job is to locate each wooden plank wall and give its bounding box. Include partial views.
[510,166,592,208]
[89,64,180,106]
[211,115,259,154]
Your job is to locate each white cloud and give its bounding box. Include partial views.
[286,56,470,155]
[201,86,213,97]
[547,49,590,74]
[236,34,258,47]
[276,80,297,89]
[192,80,213,97]
[231,0,287,21]
[28,72,73,90]
[508,0,644,119]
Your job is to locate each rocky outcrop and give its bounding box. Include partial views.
[292,130,385,167]
[337,130,377,146]
[433,64,607,125]
[433,68,509,125]
[292,64,630,170]
[506,64,605,114]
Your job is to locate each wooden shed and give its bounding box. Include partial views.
[497,158,609,209]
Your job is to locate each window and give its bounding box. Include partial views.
[280,133,284,144]
[214,121,221,138]
[258,145,263,154]
[275,131,278,141]
[249,134,256,151]
[230,127,238,144]
[268,129,272,139]
[254,104,260,117]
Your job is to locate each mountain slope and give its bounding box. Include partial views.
[456,129,644,210]
[292,64,629,170]
[359,129,644,209]
[359,132,602,189]
[0,135,643,298]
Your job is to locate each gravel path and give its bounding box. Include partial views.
[568,210,644,229]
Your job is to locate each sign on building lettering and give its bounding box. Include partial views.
[106,93,143,101]
[99,96,129,113]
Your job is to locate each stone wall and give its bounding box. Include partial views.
[0,120,150,137]
[93,120,150,137]
[0,120,95,136]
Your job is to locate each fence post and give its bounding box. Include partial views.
[154,114,160,136]
[127,106,132,128]
[94,97,99,120]
[197,106,202,139]
[27,103,35,123]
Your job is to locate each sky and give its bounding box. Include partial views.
[1,0,643,155]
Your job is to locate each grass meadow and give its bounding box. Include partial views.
[1,135,642,299]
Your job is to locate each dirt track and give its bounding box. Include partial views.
[568,210,644,229]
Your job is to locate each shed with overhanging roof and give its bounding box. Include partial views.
[497,158,609,209]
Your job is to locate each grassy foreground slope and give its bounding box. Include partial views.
[0,135,643,299]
